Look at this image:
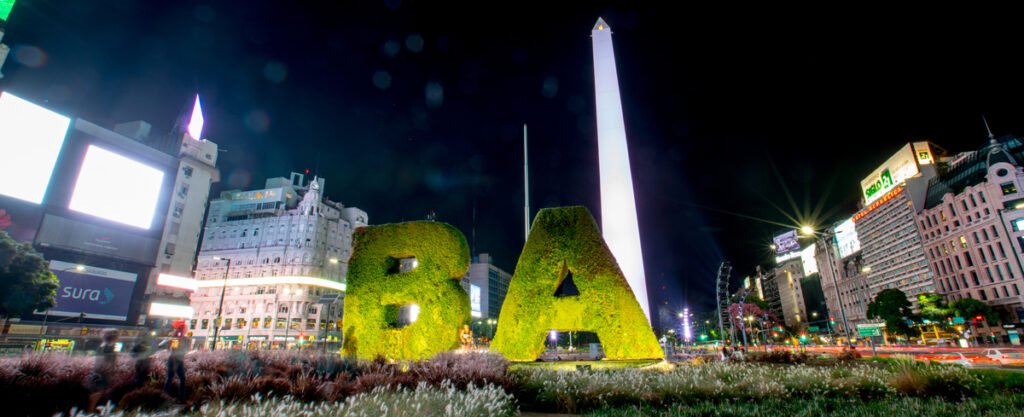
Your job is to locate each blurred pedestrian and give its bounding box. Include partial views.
[87,328,120,411]
[160,320,188,401]
[130,340,151,388]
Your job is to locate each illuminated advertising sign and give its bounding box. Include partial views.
[0,0,14,21]
[800,244,818,275]
[834,218,861,259]
[853,186,903,223]
[913,141,934,165]
[45,260,137,321]
[0,92,71,204]
[773,230,800,255]
[860,144,919,205]
[69,145,164,229]
[470,285,481,315]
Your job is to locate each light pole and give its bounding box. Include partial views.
[211,257,231,351]
[802,226,853,348]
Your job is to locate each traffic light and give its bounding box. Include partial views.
[799,333,808,343]
[829,317,835,326]
[947,317,953,326]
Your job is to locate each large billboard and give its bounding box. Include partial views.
[45,260,138,321]
[36,214,160,265]
[0,92,71,204]
[68,145,164,229]
[834,217,861,259]
[800,243,818,275]
[860,144,920,205]
[773,230,800,255]
[0,0,14,21]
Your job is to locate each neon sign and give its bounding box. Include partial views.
[853,186,903,222]
[863,169,894,201]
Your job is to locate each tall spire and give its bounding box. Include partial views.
[187,94,204,140]
[983,115,996,144]
[591,17,651,322]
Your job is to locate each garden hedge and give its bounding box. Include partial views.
[343,221,471,360]
[491,206,662,361]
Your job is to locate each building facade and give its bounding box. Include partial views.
[855,143,939,305]
[815,219,872,334]
[918,137,1024,328]
[774,257,809,328]
[461,253,512,341]
[188,173,367,349]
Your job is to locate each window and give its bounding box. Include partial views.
[1002,182,1018,195]
[974,232,981,244]
[965,252,975,267]
[970,194,977,207]
[178,184,189,199]
[991,225,1000,238]
[979,191,987,204]
[971,271,980,286]
[201,319,209,330]
[182,165,194,178]
[172,203,184,218]
[960,236,968,248]
[979,290,988,300]
[983,229,990,241]
[986,267,994,283]
[939,280,946,292]
[955,256,963,269]
[979,248,987,263]
[224,319,232,330]
[1003,286,1010,297]
[279,305,288,313]
[1014,284,1020,296]
[254,228,259,236]
[984,208,991,216]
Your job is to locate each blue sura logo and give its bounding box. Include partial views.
[62,287,115,304]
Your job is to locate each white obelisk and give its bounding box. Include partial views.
[592,18,651,322]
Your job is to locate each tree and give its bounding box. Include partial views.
[867,288,918,338]
[917,293,952,322]
[0,231,58,324]
[950,298,998,324]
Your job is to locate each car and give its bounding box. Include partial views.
[983,348,1023,364]
[935,353,974,367]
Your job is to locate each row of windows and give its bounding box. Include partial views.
[944,283,1021,302]
[191,317,326,331]
[937,262,1019,293]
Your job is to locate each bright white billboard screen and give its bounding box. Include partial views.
[0,92,71,204]
[834,218,861,259]
[69,145,164,229]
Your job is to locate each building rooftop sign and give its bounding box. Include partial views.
[860,144,920,205]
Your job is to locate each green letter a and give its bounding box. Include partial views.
[342,221,470,360]
[491,207,663,361]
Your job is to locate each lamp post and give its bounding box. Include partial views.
[801,226,853,348]
[211,257,231,351]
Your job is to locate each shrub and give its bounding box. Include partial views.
[117,386,171,411]
[344,221,472,360]
[490,206,662,361]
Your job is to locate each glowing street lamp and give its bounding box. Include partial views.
[799,225,815,236]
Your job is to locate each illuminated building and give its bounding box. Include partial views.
[855,143,941,304]
[814,219,871,330]
[188,173,367,349]
[460,253,512,339]
[918,135,1024,329]
[0,91,218,344]
[774,255,810,328]
[591,18,650,321]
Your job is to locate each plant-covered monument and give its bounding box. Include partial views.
[342,207,662,361]
[343,221,471,360]
[491,206,663,361]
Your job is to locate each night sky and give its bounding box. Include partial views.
[4,2,1024,324]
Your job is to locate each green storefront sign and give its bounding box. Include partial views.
[808,326,820,332]
[864,169,894,201]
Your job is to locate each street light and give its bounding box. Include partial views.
[211,256,231,351]
[801,225,853,348]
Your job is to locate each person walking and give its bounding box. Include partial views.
[160,320,188,401]
[87,329,120,411]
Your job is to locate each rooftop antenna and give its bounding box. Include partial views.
[983,115,996,144]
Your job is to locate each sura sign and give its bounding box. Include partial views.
[342,206,662,361]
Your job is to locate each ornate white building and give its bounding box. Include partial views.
[188,173,367,349]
